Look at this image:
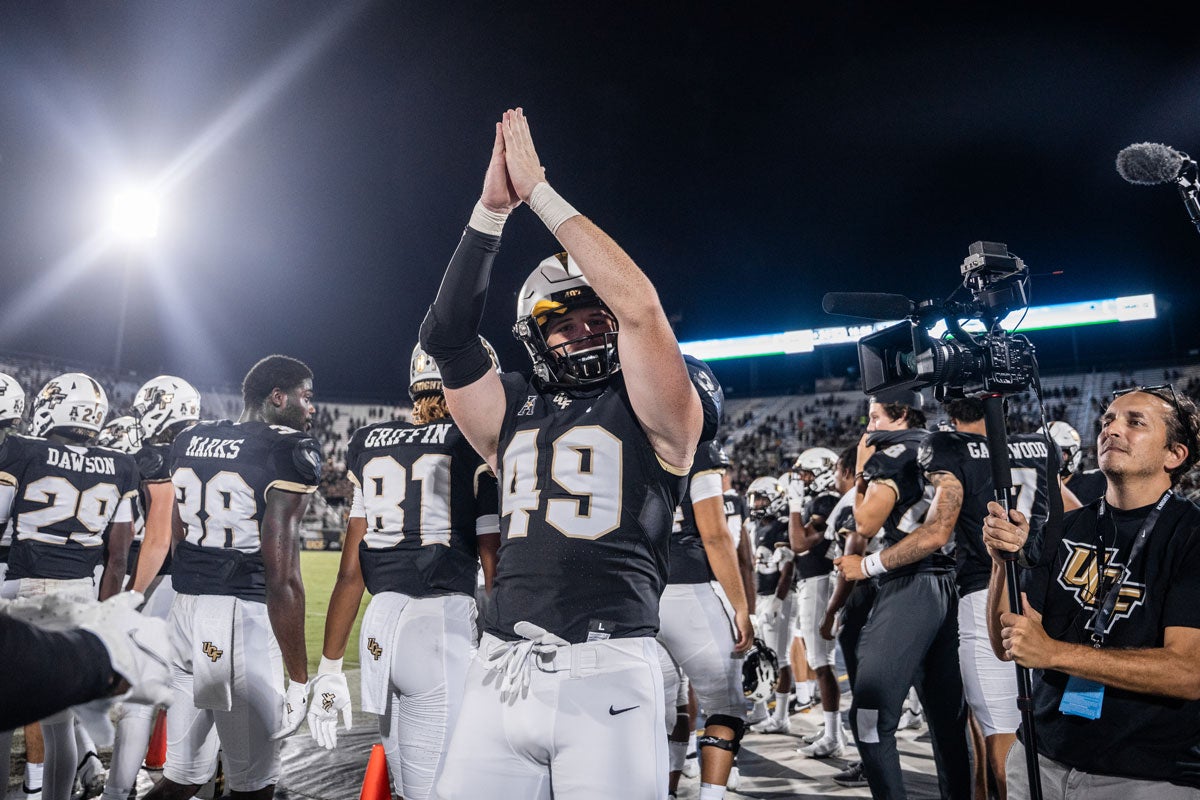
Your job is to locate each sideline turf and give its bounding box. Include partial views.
[301,550,371,672]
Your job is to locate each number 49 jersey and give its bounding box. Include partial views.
[0,434,138,580]
[488,371,695,645]
[169,420,322,601]
[346,418,498,598]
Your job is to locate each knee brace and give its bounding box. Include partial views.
[697,714,746,756]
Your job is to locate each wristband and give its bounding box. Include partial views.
[863,552,887,578]
[529,182,581,234]
[468,201,509,237]
[318,656,343,675]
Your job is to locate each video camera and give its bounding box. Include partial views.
[830,241,1038,401]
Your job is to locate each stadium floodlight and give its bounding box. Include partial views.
[109,184,162,243]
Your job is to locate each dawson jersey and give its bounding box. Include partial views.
[346,418,498,597]
[486,371,699,644]
[862,427,949,578]
[921,430,1057,595]
[0,434,138,580]
[169,420,321,601]
[668,440,728,585]
[754,515,793,596]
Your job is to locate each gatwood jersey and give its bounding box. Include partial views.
[668,439,728,585]
[346,418,498,597]
[0,434,138,580]
[168,420,321,601]
[862,427,948,578]
[487,371,699,644]
[921,430,1058,594]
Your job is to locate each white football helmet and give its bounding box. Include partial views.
[131,376,201,443]
[97,415,140,453]
[1047,420,1082,476]
[409,338,499,401]
[513,252,618,389]
[793,447,839,494]
[29,373,108,438]
[746,475,786,519]
[0,373,26,425]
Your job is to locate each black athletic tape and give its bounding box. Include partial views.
[697,735,735,754]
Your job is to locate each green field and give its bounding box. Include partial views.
[300,550,371,673]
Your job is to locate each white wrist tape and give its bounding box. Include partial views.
[468,201,509,237]
[863,552,887,578]
[529,182,581,234]
[318,656,343,675]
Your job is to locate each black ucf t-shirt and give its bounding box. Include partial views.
[1021,494,1200,786]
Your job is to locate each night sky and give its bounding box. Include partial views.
[0,2,1197,402]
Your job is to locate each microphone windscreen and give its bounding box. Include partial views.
[822,292,914,320]
[1116,142,1186,185]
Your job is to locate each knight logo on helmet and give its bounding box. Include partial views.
[131,376,202,444]
[742,637,780,702]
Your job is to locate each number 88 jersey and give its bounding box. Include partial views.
[487,372,692,645]
[168,420,322,601]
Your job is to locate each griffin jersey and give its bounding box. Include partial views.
[754,515,793,596]
[486,370,706,644]
[169,420,321,601]
[668,440,727,585]
[346,418,498,597]
[921,430,1058,594]
[0,434,138,580]
[862,427,949,578]
[794,491,838,579]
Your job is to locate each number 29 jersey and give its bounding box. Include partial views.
[488,371,691,645]
[0,434,138,580]
[169,420,322,601]
[346,418,498,598]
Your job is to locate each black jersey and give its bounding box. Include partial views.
[921,431,1058,595]
[1022,494,1200,786]
[863,427,949,578]
[0,434,139,580]
[794,491,838,580]
[126,442,173,578]
[169,420,321,602]
[486,370,704,644]
[668,440,727,585]
[1067,468,1107,507]
[346,418,498,597]
[753,515,793,595]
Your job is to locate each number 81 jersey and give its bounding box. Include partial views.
[169,420,322,601]
[488,372,689,645]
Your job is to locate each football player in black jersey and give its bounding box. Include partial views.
[420,108,716,800]
[921,397,1074,798]
[144,356,320,800]
[106,376,203,800]
[1049,420,1107,510]
[658,437,752,795]
[0,373,139,800]
[834,390,972,799]
[0,371,26,584]
[314,341,501,800]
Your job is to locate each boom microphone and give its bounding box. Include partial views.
[1116,142,1200,234]
[821,292,915,321]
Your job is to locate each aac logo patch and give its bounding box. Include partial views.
[367,637,383,661]
[322,692,335,711]
[202,641,224,662]
[1056,539,1147,632]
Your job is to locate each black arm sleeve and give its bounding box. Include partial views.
[419,226,502,389]
[0,618,115,730]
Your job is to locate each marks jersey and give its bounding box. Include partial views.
[169,420,321,601]
[754,515,792,596]
[487,371,690,644]
[0,434,138,580]
[921,430,1057,594]
[863,428,949,577]
[668,440,727,585]
[346,418,498,597]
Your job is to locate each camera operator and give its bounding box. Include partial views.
[984,386,1200,798]
[835,389,972,799]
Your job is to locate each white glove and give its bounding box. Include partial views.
[307,658,353,750]
[772,545,796,566]
[757,594,782,626]
[272,679,310,739]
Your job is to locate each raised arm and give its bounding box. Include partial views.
[500,108,703,470]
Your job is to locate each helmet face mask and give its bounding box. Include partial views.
[746,475,786,519]
[793,447,839,494]
[30,373,108,439]
[132,376,201,444]
[1047,420,1083,475]
[742,637,780,702]
[513,252,620,390]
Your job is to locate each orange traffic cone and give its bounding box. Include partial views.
[360,744,391,800]
[145,709,168,769]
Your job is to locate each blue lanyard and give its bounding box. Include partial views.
[1090,490,1172,647]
